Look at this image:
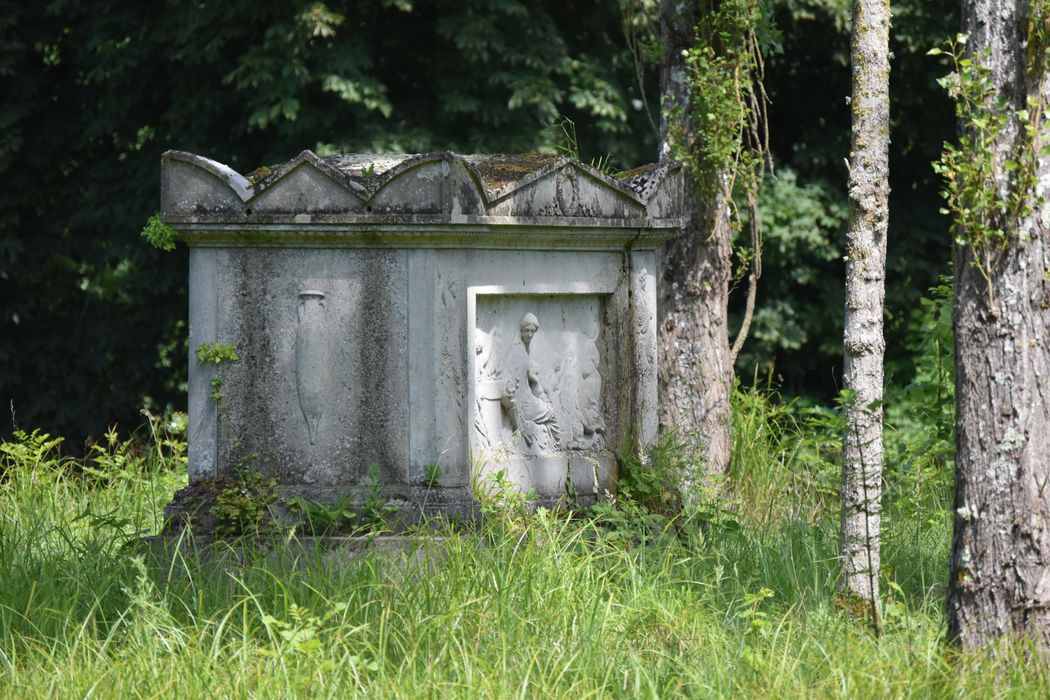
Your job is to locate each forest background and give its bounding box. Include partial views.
[8,1,1042,694]
[0,0,956,444]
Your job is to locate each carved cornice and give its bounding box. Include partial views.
[161,150,682,248]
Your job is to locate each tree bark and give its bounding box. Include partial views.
[948,0,1050,650]
[657,0,734,486]
[839,0,890,615]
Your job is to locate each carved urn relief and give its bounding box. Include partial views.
[295,290,328,445]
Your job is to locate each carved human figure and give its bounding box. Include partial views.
[473,325,503,449]
[500,312,561,452]
[574,338,605,450]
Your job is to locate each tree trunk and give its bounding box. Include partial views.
[839,0,890,616]
[948,0,1050,650]
[657,0,734,486]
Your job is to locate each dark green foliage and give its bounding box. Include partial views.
[739,0,959,396]
[734,169,846,378]
[1,0,962,441]
[0,1,657,443]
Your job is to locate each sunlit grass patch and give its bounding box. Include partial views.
[0,400,1043,698]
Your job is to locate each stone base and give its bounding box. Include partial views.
[160,463,614,538]
[475,450,617,504]
[161,481,480,536]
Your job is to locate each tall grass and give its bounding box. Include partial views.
[0,399,1044,699]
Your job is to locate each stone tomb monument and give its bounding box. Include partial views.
[161,150,681,527]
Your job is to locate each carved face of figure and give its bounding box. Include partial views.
[519,313,539,347]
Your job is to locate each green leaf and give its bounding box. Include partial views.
[140,213,177,251]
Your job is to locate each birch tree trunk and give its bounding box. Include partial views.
[948,0,1050,649]
[839,0,890,614]
[657,0,734,485]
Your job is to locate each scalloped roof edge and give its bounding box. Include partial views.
[161,150,676,208]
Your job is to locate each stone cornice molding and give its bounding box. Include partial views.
[161,150,682,248]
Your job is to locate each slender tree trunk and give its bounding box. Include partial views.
[657,0,734,486]
[839,0,890,615]
[948,0,1050,650]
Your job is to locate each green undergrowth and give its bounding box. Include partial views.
[0,389,1043,697]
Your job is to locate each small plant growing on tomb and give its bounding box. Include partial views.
[140,213,178,251]
[195,342,239,403]
[549,116,618,175]
[475,468,534,533]
[287,494,357,536]
[284,469,398,537]
[361,164,379,190]
[245,165,272,186]
[212,456,278,537]
[587,491,670,548]
[616,433,686,517]
[564,469,578,506]
[196,342,239,364]
[360,464,398,532]
[423,463,441,488]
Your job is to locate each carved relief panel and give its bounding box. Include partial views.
[472,295,608,459]
[214,249,409,489]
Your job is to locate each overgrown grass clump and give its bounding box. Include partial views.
[0,397,1045,698]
